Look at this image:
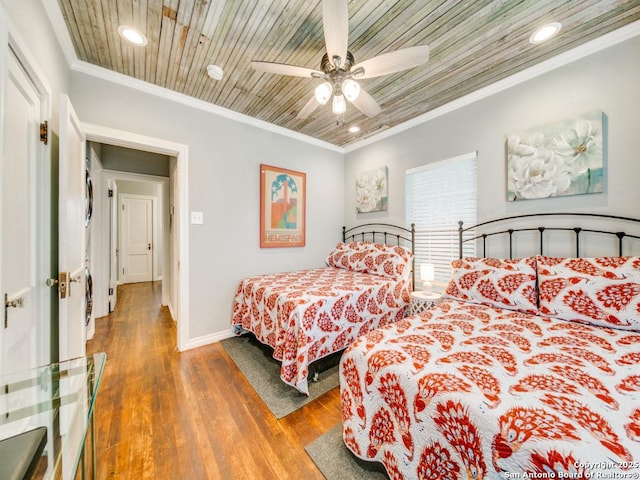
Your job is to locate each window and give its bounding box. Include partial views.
[406,152,477,288]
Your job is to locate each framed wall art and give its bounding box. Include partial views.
[260,164,306,248]
[507,110,606,201]
[355,165,388,213]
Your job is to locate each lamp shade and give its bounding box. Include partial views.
[314,82,333,105]
[420,263,435,282]
[332,94,346,115]
[420,263,435,295]
[342,79,360,102]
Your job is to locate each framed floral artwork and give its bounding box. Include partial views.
[356,166,388,213]
[260,164,306,248]
[507,110,606,201]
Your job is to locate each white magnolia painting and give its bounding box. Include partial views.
[507,110,606,201]
[356,166,388,213]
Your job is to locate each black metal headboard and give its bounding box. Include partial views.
[343,223,416,286]
[459,213,640,259]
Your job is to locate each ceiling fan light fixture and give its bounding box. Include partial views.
[117,25,147,46]
[342,79,360,102]
[315,82,333,105]
[332,94,346,115]
[529,22,562,44]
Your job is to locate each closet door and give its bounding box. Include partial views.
[0,49,47,374]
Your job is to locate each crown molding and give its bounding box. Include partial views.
[43,0,640,156]
[42,0,342,153]
[71,60,343,152]
[41,0,77,67]
[344,20,640,152]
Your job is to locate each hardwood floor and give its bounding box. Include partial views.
[86,282,342,479]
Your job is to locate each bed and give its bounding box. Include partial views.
[339,213,640,479]
[231,223,415,395]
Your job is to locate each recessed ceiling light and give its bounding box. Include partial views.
[348,125,360,133]
[529,22,562,44]
[118,25,147,46]
[206,64,224,81]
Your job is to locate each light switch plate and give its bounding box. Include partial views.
[190,211,204,224]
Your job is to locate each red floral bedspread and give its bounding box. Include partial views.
[340,300,640,479]
[231,267,410,395]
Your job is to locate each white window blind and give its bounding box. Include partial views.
[406,152,477,286]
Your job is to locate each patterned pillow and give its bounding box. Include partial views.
[442,257,538,314]
[326,242,353,269]
[537,255,640,331]
[326,241,413,280]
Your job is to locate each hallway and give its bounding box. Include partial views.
[87,282,341,479]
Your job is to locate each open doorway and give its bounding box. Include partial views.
[82,123,189,352]
[87,142,172,331]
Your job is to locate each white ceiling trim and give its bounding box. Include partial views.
[42,0,342,153]
[344,20,640,153]
[71,60,343,152]
[41,0,77,67]
[43,0,640,156]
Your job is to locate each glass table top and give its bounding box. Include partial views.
[0,353,106,479]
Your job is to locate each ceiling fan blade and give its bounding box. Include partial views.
[296,95,320,119]
[357,45,430,79]
[322,0,349,68]
[250,61,322,78]
[350,88,381,117]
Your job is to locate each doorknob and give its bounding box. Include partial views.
[4,293,25,328]
[148,243,151,250]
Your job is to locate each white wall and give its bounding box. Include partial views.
[69,73,345,340]
[344,36,640,252]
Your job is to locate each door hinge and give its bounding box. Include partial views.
[108,189,113,198]
[108,287,113,295]
[40,121,48,145]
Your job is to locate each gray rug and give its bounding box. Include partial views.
[305,424,389,480]
[221,335,339,418]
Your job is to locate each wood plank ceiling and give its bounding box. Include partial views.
[56,0,640,147]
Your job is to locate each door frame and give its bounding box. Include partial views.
[82,123,189,352]
[0,11,53,366]
[101,171,168,310]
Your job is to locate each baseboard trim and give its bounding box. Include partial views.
[183,329,236,351]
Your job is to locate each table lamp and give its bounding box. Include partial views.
[420,263,435,295]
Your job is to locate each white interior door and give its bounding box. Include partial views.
[120,194,153,284]
[0,49,47,375]
[58,94,86,362]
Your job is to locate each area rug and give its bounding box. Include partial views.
[305,424,388,480]
[220,334,339,418]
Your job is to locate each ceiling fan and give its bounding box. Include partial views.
[250,0,430,123]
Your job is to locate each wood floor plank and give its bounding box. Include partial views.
[87,282,342,479]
